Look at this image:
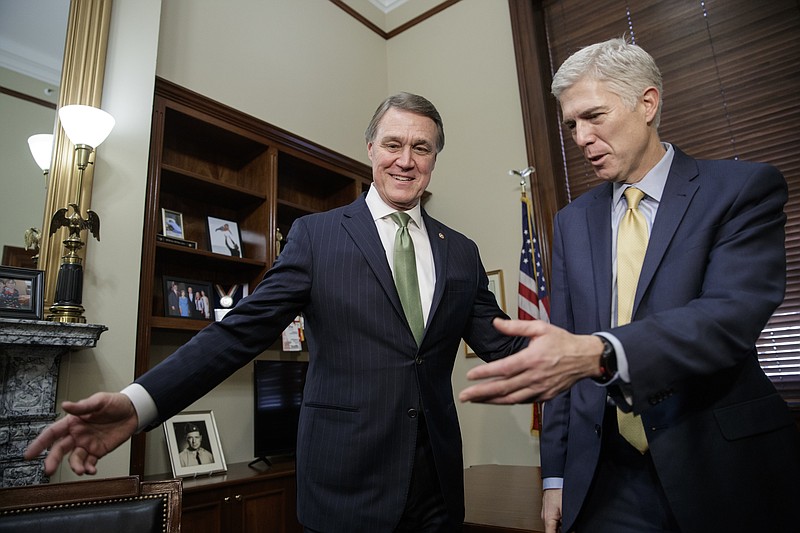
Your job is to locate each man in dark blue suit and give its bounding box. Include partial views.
[26,93,527,532]
[460,38,800,532]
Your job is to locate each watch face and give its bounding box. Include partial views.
[220,295,233,308]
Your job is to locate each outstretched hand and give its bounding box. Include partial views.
[458,318,603,404]
[24,392,139,476]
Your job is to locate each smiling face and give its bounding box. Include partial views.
[368,108,438,211]
[559,77,663,184]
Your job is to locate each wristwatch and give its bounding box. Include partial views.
[594,335,617,384]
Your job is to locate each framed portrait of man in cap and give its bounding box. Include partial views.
[164,411,227,478]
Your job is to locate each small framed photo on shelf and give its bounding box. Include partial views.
[486,269,507,312]
[213,283,249,321]
[465,269,506,357]
[207,216,243,257]
[161,208,185,239]
[163,411,227,478]
[163,276,214,320]
[0,266,43,320]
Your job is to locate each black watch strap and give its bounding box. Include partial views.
[594,335,617,384]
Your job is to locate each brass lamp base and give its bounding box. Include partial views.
[48,259,86,324]
[48,303,87,323]
[47,202,98,325]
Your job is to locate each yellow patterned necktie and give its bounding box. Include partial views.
[616,187,649,453]
[390,212,425,346]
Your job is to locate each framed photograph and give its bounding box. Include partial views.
[465,269,506,357]
[486,269,507,312]
[207,216,243,257]
[161,208,185,239]
[0,266,44,320]
[163,276,214,320]
[163,411,227,478]
[213,283,249,321]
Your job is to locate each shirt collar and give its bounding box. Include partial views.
[613,142,674,205]
[366,184,424,228]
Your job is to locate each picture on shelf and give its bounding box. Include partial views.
[213,283,249,321]
[0,266,43,320]
[163,276,214,320]
[163,411,227,478]
[161,208,185,239]
[207,216,243,257]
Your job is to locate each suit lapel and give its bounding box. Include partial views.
[341,196,406,322]
[636,149,700,311]
[587,184,614,329]
[422,210,448,330]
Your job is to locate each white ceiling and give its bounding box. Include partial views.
[0,0,69,86]
[368,0,408,13]
[337,0,455,33]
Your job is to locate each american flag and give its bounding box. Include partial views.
[519,193,550,433]
[519,195,550,323]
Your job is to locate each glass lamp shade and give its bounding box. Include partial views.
[58,104,115,149]
[27,133,54,172]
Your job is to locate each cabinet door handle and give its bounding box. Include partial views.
[224,496,231,503]
[235,494,242,502]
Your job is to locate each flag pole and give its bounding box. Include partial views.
[510,166,545,435]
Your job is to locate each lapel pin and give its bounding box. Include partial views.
[438,232,445,239]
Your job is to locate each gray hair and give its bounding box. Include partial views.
[551,38,663,128]
[365,92,445,153]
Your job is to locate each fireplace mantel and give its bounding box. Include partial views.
[0,318,107,486]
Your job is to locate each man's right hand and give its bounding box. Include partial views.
[24,392,139,476]
[542,488,563,533]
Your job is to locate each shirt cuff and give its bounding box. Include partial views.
[121,383,158,433]
[542,477,564,490]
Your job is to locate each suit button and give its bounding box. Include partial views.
[415,357,423,365]
[595,424,602,437]
[407,408,418,418]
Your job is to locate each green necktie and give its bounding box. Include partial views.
[616,187,649,453]
[390,212,425,346]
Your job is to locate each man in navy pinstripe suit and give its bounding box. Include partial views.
[26,93,528,532]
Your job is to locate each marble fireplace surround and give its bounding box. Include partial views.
[0,318,107,487]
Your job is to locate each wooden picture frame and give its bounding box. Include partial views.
[207,216,243,257]
[465,269,506,357]
[161,208,185,239]
[0,266,44,320]
[162,276,214,320]
[486,269,507,312]
[164,411,227,478]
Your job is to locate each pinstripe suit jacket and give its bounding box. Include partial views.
[137,193,526,532]
[540,147,800,532]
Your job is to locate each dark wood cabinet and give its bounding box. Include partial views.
[144,460,302,533]
[179,461,302,533]
[132,78,371,476]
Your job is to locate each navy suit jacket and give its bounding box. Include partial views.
[540,147,800,532]
[137,193,526,532]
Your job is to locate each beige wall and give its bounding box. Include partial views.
[155,0,388,162]
[56,0,537,480]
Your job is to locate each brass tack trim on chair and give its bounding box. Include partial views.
[0,494,170,533]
